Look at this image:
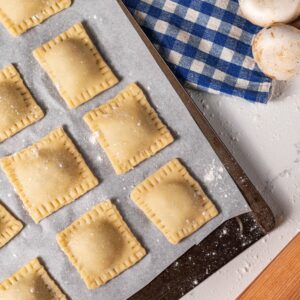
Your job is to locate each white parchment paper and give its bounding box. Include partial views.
[0,1,251,299]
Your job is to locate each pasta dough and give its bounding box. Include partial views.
[131,159,219,244]
[33,23,119,109]
[0,128,99,223]
[84,83,174,174]
[0,0,71,36]
[0,65,44,143]
[0,203,23,248]
[0,258,67,300]
[57,200,146,289]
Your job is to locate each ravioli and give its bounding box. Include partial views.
[33,23,118,108]
[84,83,174,174]
[0,65,44,143]
[131,159,218,244]
[57,200,146,289]
[0,204,23,248]
[0,0,71,36]
[0,128,99,223]
[0,258,67,300]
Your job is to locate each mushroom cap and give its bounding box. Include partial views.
[239,0,300,27]
[252,24,300,80]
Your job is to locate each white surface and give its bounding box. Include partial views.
[183,77,300,300]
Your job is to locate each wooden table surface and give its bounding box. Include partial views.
[238,233,300,300]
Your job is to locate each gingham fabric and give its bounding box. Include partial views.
[123,0,272,103]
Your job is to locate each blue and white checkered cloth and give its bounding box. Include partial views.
[124,0,272,103]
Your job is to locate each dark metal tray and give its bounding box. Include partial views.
[117,1,276,299]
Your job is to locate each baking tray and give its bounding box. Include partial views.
[116,1,276,299]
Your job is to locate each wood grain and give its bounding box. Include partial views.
[238,233,300,300]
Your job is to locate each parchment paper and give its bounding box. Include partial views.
[0,1,251,299]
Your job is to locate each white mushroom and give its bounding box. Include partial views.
[239,0,300,27]
[252,24,300,80]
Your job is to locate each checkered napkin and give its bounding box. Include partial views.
[123,0,272,103]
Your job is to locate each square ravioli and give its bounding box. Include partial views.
[83,83,174,175]
[0,128,99,223]
[0,258,67,300]
[0,204,23,248]
[0,65,44,143]
[0,0,71,37]
[33,23,119,109]
[57,200,146,289]
[131,159,219,244]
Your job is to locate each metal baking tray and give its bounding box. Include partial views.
[116,1,276,299]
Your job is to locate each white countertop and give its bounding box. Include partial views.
[182,77,300,300]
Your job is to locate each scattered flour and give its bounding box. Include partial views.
[204,169,215,182]
[89,132,100,144]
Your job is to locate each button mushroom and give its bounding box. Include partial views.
[239,0,300,27]
[252,24,300,80]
